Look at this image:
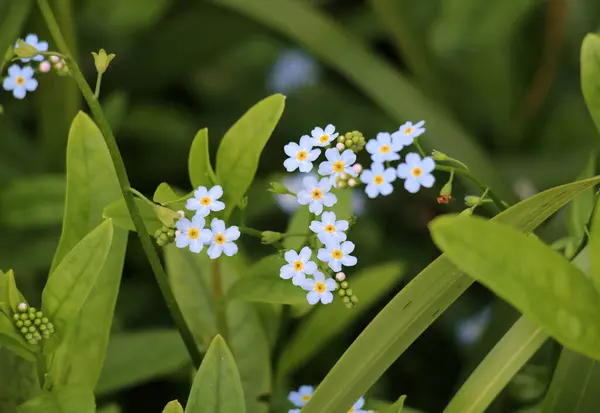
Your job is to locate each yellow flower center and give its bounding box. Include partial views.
[348,408,355,413]
[411,167,423,177]
[314,282,326,293]
[311,189,323,200]
[293,260,304,271]
[333,161,345,173]
[373,175,384,185]
[188,228,199,239]
[379,144,391,154]
[215,233,226,245]
[324,224,336,233]
[301,394,311,402]
[319,134,329,143]
[404,127,413,135]
[15,76,25,86]
[331,249,343,260]
[296,150,308,161]
[200,196,212,206]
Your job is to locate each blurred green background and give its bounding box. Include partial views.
[1,0,599,412]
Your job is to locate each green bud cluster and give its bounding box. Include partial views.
[154,225,176,247]
[12,303,54,345]
[337,280,359,309]
[337,131,366,153]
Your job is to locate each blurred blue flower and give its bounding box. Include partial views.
[456,306,492,346]
[268,49,319,94]
[16,34,48,62]
[289,385,314,407]
[3,65,38,99]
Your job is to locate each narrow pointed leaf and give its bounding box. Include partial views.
[163,401,184,413]
[189,128,216,188]
[581,34,600,134]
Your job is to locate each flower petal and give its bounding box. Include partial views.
[299,135,313,149]
[313,270,325,283]
[336,220,349,231]
[318,161,333,176]
[380,182,394,196]
[284,158,299,172]
[24,78,38,91]
[325,279,337,291]
[321,211,335,224]
[296,190,311,205]
[341,255,358,267]
[225,226,240,241]
[309,221,325,233]
[340,150,356,165]
[322,193,337,208]
[324,124,335,134]
[191,215,206,228]
[208,185,223,199]
[396,163,411,179]
[211,218,226,233]
[365,184,379,199]
[298,161,313,173]
[210,200,225,211]
[280,265,295,279]
[329,260,342,272]
[284,250,298,263]
[321,291,333,304]
[7,65,20,77]
[306,291,320,305]
[175,234,190,248]
[302,278,316,291]
[303,261,317,274]
[317,248,329,262]
[341,241,355,254]
[207,243,223,259]
[308,149,321,160]
[303,175,319,190]
[360,170,373,183]
[365,139,378,155]
[189,239,203,253]
[194,186,208,199]
[292,273,307,286]
[324,147,340,162]
[309,200,323,215]
[404,152,421,167]
[384,168,397,182]
[284,142,299,157]
[421,156,435,173]
[299,246,312,261]
[21,66,34,78]
[176,218,191,231]
[223,242,238,256]
[404,178,421,193]
[13,86,26,99]
[419,173,435,188]
[200,229,213,243]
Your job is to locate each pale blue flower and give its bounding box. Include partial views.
[280,246,318,286]
[360,162,397,198]
[311,124,338,147]
[309,211,348,245]
[302,271,336,305]
[175,215,206,253]
[365,132,402,162]
[16,34,48,62]
[289,385,314,407]
[348,396,367,413]
[296,176,337,215]
[318,148,357,187]
[317,241,357,272]
[201,218,240,259]
[289,410,300,413]
[392,120,425,146]
[396,153,435,193]
[3,65,37,99]
[186,185,225,217]
[284,135,321,173]
[268,49,319,94]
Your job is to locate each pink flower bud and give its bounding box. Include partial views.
[340,173,348,180]
[50,55,59,63]
[39,61,51,73]
[352,163,363,174]
[177,210,185,218]
[335,272,346,281]
[54,61,64,70]
[348,178,357,187]
[336,142,345,151]
[175,230,181,237]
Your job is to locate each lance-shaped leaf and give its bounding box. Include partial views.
[189,128,216,189]
[581,33,600,134]
[17,385,96,413]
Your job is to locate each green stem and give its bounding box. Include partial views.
[413,139,426,157]
[36,0,202,368]
[436,164,508,211]
[211,259,229,342]
[93,72,102,99]
[128,187,155,207]
[240,226,263,238]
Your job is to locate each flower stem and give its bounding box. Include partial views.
[240,226,263,238]
[36,0,202,368]
[93,72,102,99]
[211,259,229,342]
[413,139,427,157]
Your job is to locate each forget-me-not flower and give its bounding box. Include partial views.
[309,211,348,245]
[348,396,367,413]
[284,135,321,173]
[280,246,318,286]
[268,49,319,94]
[302,271,336,305]
[186,185,225,217]
[16,34,48,62]
[360,162,397,198]
[318,148,357,187]
[392,120,425,146]
[201,218,240,259]
[296,176,337,215]
[318,241,357,272]
[365,132,402,163]
[396,153,436,193]
[288,385,314,407]
[3,65,38,99]
[175,215,206,254]
[311,124,338,147]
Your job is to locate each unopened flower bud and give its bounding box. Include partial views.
[25,333,33,341]
[351,295,359,304]
[338,289,346,297]
[41,317,48,324]
[336,142,345,151]
[50,55,59,63]
[20,327,28,334]
[238,196,248,210]
[268,181,292,195]
[340,173,348,181]
[177,210,185,218]
[348,178,357,188]
[352,164,363,174]
[16,320,23,328]
[39,61,51,73]
[261,231,284,245]
[335,272,346,281]
[23,320,31,327]
[345,288,353,296]
[464,195,481,207]
[14,40,39,59]
[337,180,347,188]
[431,150,449,162]
[34,319,41,326]
[340,281,349,289]
[342,296,351,304]
[91,49,116,75]
[17,303,28,313]
[13,314,19,321]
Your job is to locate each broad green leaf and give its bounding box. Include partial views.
[216,94,285,217]
[0,346,39,411]
[0,175,65,229]
[581,34,600,134]
[189,128,216,189]
[96,329,191,396]
[102,198,163,233]
[591,200,600,295]
[431,215,600,359]
[301,176,600,413]
[153,183,188,212]
[6,270,26,309]
[226,275,306,304]
[0,0,32,74]
[163,401,184,413]
[541,348,600,413]
[0,312,37,361]
[568,155,596,241]
[42,220,114,352]
[278,262,404,376]
[185,335,246,413]
[17,386,96,413]
[212,0,515,201]
[283,208,309,250]
[442,316,548,413]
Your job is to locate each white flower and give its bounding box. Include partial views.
[302,271,336,305]
[296,176,337,215]
[348,397,367,413]
[318,148,357,187]
[360,162,397,198]
[288,385,314,407]
[309,211,348,245]
[317,241,357,272]
[200,218,240,259]
[392,120,425,146]
[175,215,206,253]
[311,124,338,147]
[396,153,435,193]
[284,135,321,173]
[280,246,318,286]
[186,185,225,217]
[365,132,403,162]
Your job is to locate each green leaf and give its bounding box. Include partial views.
[330,189,353,219]
[380,395,407,413]
[185,335,246,413]
[0,0,32,74]
[189,128,216,189]
[431,214,600,359]
[278,262,405,376]
[0,311,37,361]
[42,220,114,352]
[96,329,191,396]
[6,270,26,309]
[216,94,285,218]
[283,208,310,250]
[162,401,184,413]
[17,386,96,413]
[568,155,596,241]
[300,176,600,413]
[102,197,162,233]
[0,175,65,229]
[212,0,515,201]
[581,33,600,135]
[226,275,306,304]
[442,316,547,413]
[0,346,40,411]
[591,197,600,295]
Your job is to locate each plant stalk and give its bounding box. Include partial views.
[211,259,229,342]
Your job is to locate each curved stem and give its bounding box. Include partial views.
[211,259,228,342]
[36,0,202,368]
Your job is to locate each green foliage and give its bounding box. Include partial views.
[591,198,600,295]
[568,155,596,243]
[188,128,216,189]
[0,0,32,73]
[380,395,407,413]
[0,346,39,412]
[162,401,184,413]
[185,335,246,413]
[226,274,307,305]
[581,34,600,134]
[102,197,162,233]
[17,386,96,413]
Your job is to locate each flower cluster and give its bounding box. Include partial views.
[361,121,436,198]
[173,185,240,259]
[288,385,368,413]
[12,302,54,345]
